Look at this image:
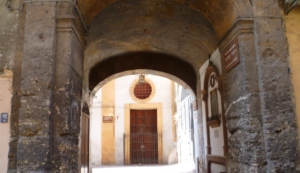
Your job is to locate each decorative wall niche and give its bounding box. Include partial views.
[201,62,228,160]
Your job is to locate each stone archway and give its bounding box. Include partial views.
[90,69,196,99]
[4,0,299,172]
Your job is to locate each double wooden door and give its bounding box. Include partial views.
[130,109,158,164]
[81,113,89,173]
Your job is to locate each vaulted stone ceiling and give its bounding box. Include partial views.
[79,0,253,38]
[83,0,253,91]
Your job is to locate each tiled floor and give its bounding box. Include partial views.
[93,163,196,173]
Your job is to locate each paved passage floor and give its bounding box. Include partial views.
[93,163,196,173]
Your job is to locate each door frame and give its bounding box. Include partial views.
[81,112,90,173]
[124,103,163,164]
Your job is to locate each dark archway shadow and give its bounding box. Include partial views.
[89,51,197,93]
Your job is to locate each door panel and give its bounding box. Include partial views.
[130,109,158,164]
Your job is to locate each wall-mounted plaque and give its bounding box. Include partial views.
[223,39,240,72]
[1,113,8,123]
[103,116,113,123]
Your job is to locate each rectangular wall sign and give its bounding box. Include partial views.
[103,116,113,123]
[1,113,8,123]
[223,39,240,72]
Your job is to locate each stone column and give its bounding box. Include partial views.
[196,75,207,173]
[51,2,86,172]
[252,1,298,172]
[16,2,87,172]
[220,2,299,171]
[220,19,267,172]
[17,2,57,172]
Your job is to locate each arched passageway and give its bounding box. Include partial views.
[89,52,197,94]
[2,0,299,172]
[89,73,197,172]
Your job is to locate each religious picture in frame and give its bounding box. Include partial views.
[210,88,218,117]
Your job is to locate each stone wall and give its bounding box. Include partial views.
[219,1,299,172]
[0,0,19,73]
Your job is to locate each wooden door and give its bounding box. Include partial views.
[130,109,158,164]
[81,113,90,173]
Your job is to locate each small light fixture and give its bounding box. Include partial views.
[139,74,145,84]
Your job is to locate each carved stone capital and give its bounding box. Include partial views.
[56,17,87,48]
[218,18,254,52]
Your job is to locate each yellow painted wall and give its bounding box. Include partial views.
[0,70,12,173]
[286,6,300,134]
[101,80,115,164]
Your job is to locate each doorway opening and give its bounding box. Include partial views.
[90,74,198,173]
[128,109,159,165]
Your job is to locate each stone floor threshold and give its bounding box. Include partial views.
[92,163,196,173]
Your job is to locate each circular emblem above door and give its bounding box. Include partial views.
[130,76,156,103]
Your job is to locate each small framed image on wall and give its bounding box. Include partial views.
[1,113,8,123]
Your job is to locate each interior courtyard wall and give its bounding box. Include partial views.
[100,80,115,165]
[91,89,102,166]
[91,75,174,165]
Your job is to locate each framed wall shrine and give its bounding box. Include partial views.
[201,62,228,173]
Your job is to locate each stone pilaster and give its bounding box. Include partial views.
[17,2,57,172]
[51,2,86,171]
[252,1,298,172]
[219,19,267,172]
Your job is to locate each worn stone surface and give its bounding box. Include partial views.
[85,0,218,81]
[52,17,84,172]
[222,1,299,173]
[252,1,298,172]
[0,0,19,73]
[196,73,206,173]
[7,4,26,173]
[78,0,253,38]
[17,2,57,172]
[223,30,267,172]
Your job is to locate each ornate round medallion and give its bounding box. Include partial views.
[134,83,152,99]
[130,77,156,103]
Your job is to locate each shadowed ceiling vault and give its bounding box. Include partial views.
[78,0,253,38]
